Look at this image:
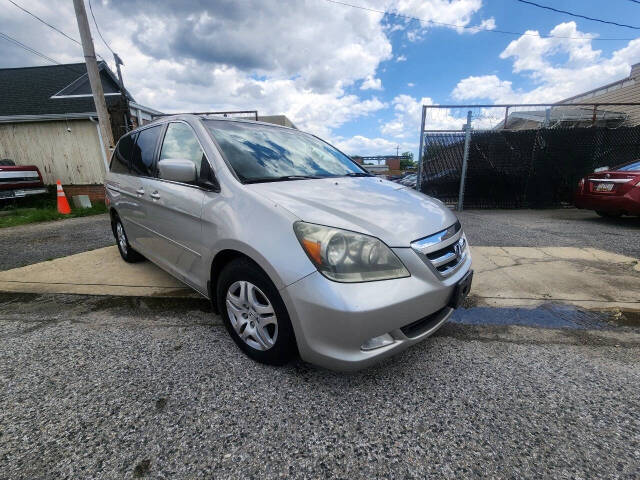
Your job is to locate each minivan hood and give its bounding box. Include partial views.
[246,177,457,247]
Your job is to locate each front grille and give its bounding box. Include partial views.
[400,306,450,338]
[411,222,468,278]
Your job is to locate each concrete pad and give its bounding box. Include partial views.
[471,247,640,310]
[0,245,638,310]
[0,246,194,297]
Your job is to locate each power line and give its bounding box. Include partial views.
[88,0,115,55]
[323,0,635,41]
[6,0,107,62]
[516,0,640,30]
[628,0,640,4]
[0,31,62,65]
[0,30,85,74]
[6,0,81,46]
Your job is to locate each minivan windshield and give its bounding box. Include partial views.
[205,120,369,183]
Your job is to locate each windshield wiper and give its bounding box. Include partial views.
[344,172,373,177]
[243,175,323,184]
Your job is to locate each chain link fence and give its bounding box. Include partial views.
[417,103,640,209]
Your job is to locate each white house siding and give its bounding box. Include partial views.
[0,119,105,185]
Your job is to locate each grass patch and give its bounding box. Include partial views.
[0,190,107,228]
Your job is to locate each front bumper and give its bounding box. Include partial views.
[0,188,48,200]
[281,247,472,371]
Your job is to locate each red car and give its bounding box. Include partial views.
[0,159,48,201]
[574,160,640,217]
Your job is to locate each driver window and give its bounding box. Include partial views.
[159,122,206,179]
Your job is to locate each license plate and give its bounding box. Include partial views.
[594,182,614,192]
[449,270,473,308]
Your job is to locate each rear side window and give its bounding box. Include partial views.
[159,122,206,177]
[131,126,162,177]
[110,133,136,174]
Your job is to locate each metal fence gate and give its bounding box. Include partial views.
[416,103,640,210]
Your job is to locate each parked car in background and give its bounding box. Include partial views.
[398,173,417,188]
[0,159,47,201]
[574,160,640,217]
[105,115,473,371]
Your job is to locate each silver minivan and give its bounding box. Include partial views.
[105,115,472,371]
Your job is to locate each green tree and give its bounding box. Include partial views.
[399,151,415,170]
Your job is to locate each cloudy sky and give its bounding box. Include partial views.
[1,0,639,156]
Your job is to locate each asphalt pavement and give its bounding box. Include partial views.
[457,208,640,258]
[1,209,639,478]
[0,293,638,479]
[0,214,113,271]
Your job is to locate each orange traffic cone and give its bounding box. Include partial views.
[56,180,71,215]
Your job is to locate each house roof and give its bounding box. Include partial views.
[0,61,134,117]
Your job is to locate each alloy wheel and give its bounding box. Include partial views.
[116,222,128,255]
[225,280,278,351]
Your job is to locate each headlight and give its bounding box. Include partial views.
[293,222,410,282]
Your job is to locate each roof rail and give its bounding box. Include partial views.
[151,110,258,120]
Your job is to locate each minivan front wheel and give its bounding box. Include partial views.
[216,258,296,365]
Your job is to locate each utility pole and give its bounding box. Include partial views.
[457,110,473,212]
[72,0,114,158]
[113,53,124,87]
[416,105,426,191]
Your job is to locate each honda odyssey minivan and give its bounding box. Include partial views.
[105,115,472,371]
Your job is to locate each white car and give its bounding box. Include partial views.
[105,115,472,371]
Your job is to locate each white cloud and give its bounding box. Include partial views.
[0,0,493,149]
[452,75,517,102]
[452,22,640,104]
[335,135,413,156]
[407,82,415,87]
[387,0,483,31]
[381,95,467,139]
[361,75,383,90]
[0,0,393,138]
[396,54,407,62]
[465,17,496,34]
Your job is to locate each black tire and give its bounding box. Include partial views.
[112,214,145,263]
[216,258,297,365]
[596,210,622,218]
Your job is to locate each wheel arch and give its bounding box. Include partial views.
[208,248,276,314]
[109,207,119,236]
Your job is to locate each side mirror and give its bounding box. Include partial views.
[157,159,196,183]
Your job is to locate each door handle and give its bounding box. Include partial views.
[150,191,161,200]
[135,188,145,196]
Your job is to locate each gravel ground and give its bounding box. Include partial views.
[0,214,113,271]
[0,293,638,479]
[458,208,640,258]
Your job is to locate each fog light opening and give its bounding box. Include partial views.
[361,333,395,351]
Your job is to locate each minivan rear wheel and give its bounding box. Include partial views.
[112,215,144,263]
[216,258,296,365]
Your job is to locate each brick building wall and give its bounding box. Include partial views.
[386,157,401,170]
[62,184,105,203]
